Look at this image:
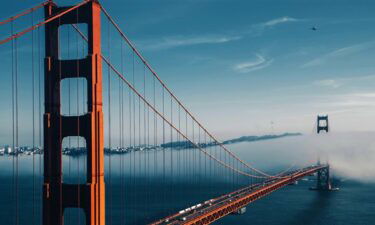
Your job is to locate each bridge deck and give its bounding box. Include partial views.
[151,165,327,225]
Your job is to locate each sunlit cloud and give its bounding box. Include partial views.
[233,54,273,73]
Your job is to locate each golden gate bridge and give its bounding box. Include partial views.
[0,1,333,224]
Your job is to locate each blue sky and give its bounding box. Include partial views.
[1,0,375,142]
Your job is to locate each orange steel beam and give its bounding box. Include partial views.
[151,166,326,225]
[181,166,326,225]
[43,1,104,225]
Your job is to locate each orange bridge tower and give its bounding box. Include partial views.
[43,1,105,225]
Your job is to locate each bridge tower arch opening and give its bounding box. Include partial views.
[43,1,105,225]
[317,115,329,134]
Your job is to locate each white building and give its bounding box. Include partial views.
[5,146,12,154]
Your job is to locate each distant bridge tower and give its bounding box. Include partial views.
[43,1,105,225]
[316,165,332,190]
[317,115,329,133]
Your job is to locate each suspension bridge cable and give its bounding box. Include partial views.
[0,1,48,26]
[0,0,90,45]
[0,1,290,181]
[0,0,295,181]
[99,5,292,179]
[100,58,267,179]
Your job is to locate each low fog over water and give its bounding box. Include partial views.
[229,132,375,183]
[0,132,374,224]
[1,131,374,183]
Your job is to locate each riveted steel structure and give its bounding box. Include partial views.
[43,1,105,225]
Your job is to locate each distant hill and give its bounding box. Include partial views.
[222,133,302,145]
[161,132,302,149]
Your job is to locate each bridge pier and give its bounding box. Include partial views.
[310,165,336,191]
[316,165,331,190]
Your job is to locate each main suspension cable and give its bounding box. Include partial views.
[99,5,290,178]
[0,1,48,26]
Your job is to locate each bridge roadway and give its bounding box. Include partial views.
[150,165,327,225]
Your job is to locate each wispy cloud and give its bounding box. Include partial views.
[313,74,375,89]
[313,79,342,88]
[302,40,375,68]
[139,16,302,51]
[244,16,303,37]
[311,91,375,111]
[331,92,375,108]
[233,54,273,73]
[140,35,242,51]
[260,17,299,27]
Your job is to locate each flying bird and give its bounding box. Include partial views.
[311,26,317,31]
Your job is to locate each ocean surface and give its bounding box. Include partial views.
[0,133,374,225]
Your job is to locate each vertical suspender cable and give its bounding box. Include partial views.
[82,26,86,178]
[153,75,157,208]
[118,67,122,224]
[178,105,180,186]
[107,18,112,225]
[129,49,133,222]
[67,24,72,225]
[11,20,15,225]
[75,10,81,225]
[198,126,201,197]
[143,64,148,218]
[138,72,141,216]
[191,117,195,191]
[128,69,133,223]
[15,31,19,225]
[132,50,136,222]
[120,37,124,225]
[31,10,36,225]
[170,96,173,203]
[185,111,188,192]
[58,17,63,225]
[37,25,42,223]
[162,87,165,213]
